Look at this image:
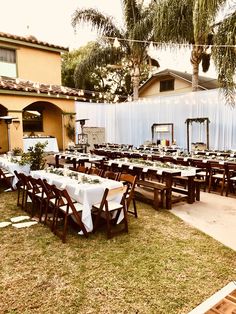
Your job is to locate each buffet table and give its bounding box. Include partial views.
[23,137,59,153]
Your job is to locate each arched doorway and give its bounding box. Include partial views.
[23,101,63,150]
[0,104,8,152]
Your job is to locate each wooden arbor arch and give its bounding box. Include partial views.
[185,117,210,152]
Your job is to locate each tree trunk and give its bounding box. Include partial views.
[191,45,203,92]
[132,64,140,101]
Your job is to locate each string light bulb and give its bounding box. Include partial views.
[113,37,120,48]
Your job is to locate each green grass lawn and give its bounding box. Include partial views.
[0,190,235,314]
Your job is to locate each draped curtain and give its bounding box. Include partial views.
[76,89,236,150]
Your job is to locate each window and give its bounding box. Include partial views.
[0,47,17,77]
[160,79,174,92]
[23,110,43,132]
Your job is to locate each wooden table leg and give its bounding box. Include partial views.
[164,173,173,209]
[187,176,195,204]
[55,155,59,167]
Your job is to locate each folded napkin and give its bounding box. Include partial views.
[10,216,30,223]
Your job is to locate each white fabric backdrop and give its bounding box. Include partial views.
[75,89,236,150]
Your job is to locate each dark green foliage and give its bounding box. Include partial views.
[201,52,211,72]
[27,142,47,170]
[71,0,158,100]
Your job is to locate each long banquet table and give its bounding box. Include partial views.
[31,170,123,233]
[0,156,30,189]
[54,152,105,168]
[107,158,198,204]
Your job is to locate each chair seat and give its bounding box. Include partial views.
[59,202,83,214]
[4,173,14,178]
[35,192,47,199]
[196,171,207,176]
[93,200,123,212]
[212,173,224,179]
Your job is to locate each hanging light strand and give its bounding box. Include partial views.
[105,36,236,49]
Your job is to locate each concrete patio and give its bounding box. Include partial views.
[170,192,236,251]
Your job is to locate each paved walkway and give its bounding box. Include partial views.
[170,192,236,251]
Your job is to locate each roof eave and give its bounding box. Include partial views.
[0,36,68,53]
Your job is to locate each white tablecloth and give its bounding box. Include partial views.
[0,156,30,189]
[31,170,123,232]
[108,159,197,177]
[55,152,104,162]
[23,137,59,153]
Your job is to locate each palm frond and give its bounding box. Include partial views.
[121,0,142,32]
[71,8,123,38]
[154,0,194,45]
[212,11,236,106]
[74,45,125,89]
[193,0,227,43]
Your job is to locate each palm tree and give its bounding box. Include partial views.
[72,0,158,100]
[153,0,235,105]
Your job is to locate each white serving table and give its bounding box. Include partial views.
[31,170,123,233]
[23,137,59,153]
[0,156,30,189]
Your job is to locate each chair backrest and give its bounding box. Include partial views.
[50,184,65,207]
[176,159,190,166]
[208,162,228,176]
[192,160,211,174]
[98,186,126,212]
[103,171,120,181]
[119,174,137,209]
[146,169,158,181]
[22,174,34,191]
[121,164,130,174]
[227,163,236,179]
[75,165,88,173]
[88,167,103,176]
[28,176,43,195]
[41,179,56,200]
[131,166,143,179]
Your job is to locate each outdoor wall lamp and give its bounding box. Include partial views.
[12,119,20,130]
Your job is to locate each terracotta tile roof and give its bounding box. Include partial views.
[0,76,86,100]
[0,32,68,52]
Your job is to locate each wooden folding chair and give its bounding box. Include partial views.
[119,173,138,218]
[92,186,128,239]
[226,163,236,196]
[208,162,228,195]
[0,168,14,190]
[14,170,27,208]
[52,186,88,243]
[37,180,61,230]
[27,176,44,218]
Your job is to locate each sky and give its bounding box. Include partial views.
[1,0,234,78]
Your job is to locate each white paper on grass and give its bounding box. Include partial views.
[12,221,38,228]
[0,221,12,228]
[10,216,30,223]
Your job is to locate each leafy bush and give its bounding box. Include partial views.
[27,142,47,170]
[12,147,23,156]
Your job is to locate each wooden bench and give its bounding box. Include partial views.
[136,179,172,210]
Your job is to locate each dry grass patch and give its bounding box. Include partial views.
[0,190,235,314]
